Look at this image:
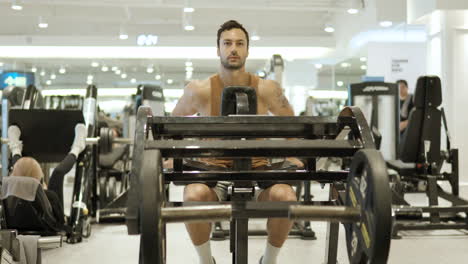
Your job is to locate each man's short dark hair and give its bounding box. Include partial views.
[396,79,408,87]
[217,20,249,48]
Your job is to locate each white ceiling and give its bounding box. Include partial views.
[0,0,366,88]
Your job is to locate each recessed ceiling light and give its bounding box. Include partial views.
[184,25,195,31]
[119,34,129,40]
[86,79,93,85]
[101,66,109,72]
[186,66,194,72]
[115,70,121,75]
[167,79,173,84]
[341,62,351,68]
[155,74,161,80]
[31,66,37,72]
[347,8,359,14]
[38,16,48,28]
[91,62,99,67]
[46,80,52,85]
[11,0,23,11]
[111,66,118,71]
[251,35,260,41]
[183,7,195,13]
[360,57,367,62]
[121,73,127,79]
[40,70,46,76]
[87,74,94,80]
[324,26,335,33]
[59,67,66,74]
[185,61,193,67]
[130,78,136,83]
[337,81,344,87]
[146,67,154,73]
[315,64,323,69]
[379,21,393,27]
[50,74,56,80]
[361,65,367,70]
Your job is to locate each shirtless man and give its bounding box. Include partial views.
[172,20,302,264]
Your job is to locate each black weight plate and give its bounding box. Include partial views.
[344,149,392,264]
[140,149,166,264]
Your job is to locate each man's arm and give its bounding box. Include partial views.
[264,80,304,168]
[171,82,198,116]
[265,80,294,116]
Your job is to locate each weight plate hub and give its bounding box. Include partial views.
[344,149,392,264]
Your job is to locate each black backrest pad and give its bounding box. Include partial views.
[400,76,442,163]
[221,86,257,116]
[9,109,85,162]
[3,185,59,232]
[414,76,442,108]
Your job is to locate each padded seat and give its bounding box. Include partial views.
[99,145,129,169]
[386,160,416,176]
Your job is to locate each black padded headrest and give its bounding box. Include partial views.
[414,76,442,108]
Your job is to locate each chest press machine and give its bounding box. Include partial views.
[126,86,394,264]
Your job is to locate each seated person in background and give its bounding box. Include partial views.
[7,124,86,228]
[398,79,414,136]
[171,20,302,264]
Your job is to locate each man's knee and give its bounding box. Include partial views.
[268,184,297,202]
[184,183,217,202]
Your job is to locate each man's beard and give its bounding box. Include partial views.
[221,56,245,70]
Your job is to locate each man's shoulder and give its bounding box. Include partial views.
[258,78,281,95]
[185,78,211,94]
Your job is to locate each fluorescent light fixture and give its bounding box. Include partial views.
[137,35,158,46]
[130,78,136,83]
[86,79,93,85]
[146,67,154,73]
[31,67,37,72]
[360,57,367,62]
[360,65,367,70]
[155,74,161,80]
[121,73,127,79]
[91,61,99,67]
[251,35,260,41]
[11,0,23,11]
[183,7,195,13]
[337,81,344,87]
[379,21,393,27]
[185,66,194,72]
[0,46,333,60]
[347,8,359,14]
[38,16,48,28]
[314,64,323,69]
[185,61,192,67]
[46,80,52,85]
[185,71,193,80]
[59,67,66,74]
[308,90,348,99]
[111,66,118,71]
[50,74,56,80]
[341,62,350,68]
[184,25,195,31]
[87,74,93,80]
[40,70,45,76]
[115,69,121,75]
[119,34,129,40]
[324,25,335,33]
[167,79,173,84]
[42,88,139,97]
[101,66,109,72]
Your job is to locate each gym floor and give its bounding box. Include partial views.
[42,175,468,264]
